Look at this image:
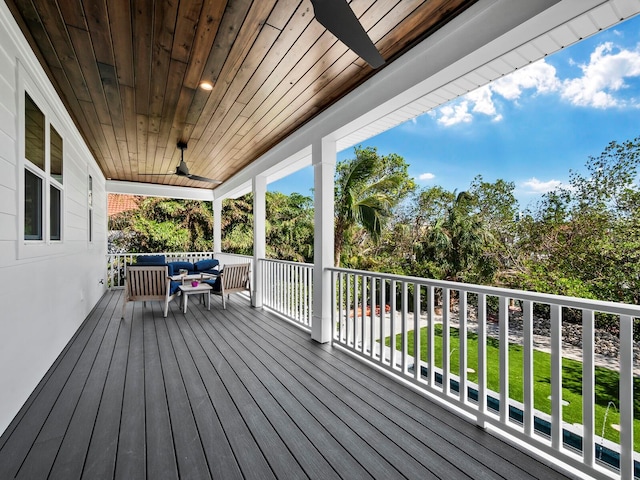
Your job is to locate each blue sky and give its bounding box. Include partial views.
[270,15,640,211]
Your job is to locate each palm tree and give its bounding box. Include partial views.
[420,191,492,282]
[334,147,415,266]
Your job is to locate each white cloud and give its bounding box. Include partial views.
[432,40,640,127]
[491,61,560,100]
[520,177,563,194]
[418,172,435,181]
[437,101,473,126]
[560,42,640,108]
[434,60,560,126]
[467,86,496,115]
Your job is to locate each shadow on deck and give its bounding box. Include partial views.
[0,290,578,479]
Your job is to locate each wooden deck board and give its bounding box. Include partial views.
[0,290,578,480]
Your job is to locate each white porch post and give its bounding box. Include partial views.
[213,197,222,254]
[252,175,266,308]
[312,138,335,343]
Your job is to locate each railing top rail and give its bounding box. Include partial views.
[259,258,313,268]
[329,266,640,316]
[217,252,254,259]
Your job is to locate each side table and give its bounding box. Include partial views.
[178,282,212,313]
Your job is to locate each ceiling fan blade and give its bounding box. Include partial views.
[186,174,223,184]
[310,0,385,69]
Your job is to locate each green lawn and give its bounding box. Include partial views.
[387,324,640,451]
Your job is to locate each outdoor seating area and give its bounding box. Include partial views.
[0,289,578,480]
[135,254,221,276]
[119,256,251,316]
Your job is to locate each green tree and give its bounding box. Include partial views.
[514,137,640,305]
[417,190,494,283]
[222,194,253,255]
[334,146,416,267]
[222,192,314,262]
[110,197,213,252]
[266,192,314,262]
[468,176,519,283]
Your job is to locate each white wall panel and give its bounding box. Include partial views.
[0,153,16,190]
[0,101,14,140]
[0,1,107,434]
[0,185,16,215]
[0,211,15,241]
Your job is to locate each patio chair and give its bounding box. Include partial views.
[204,263,251,309]
[121,265,180,318]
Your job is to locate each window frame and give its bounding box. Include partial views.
[18,64,66,258]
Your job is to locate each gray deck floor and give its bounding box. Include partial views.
[0,290,578,479]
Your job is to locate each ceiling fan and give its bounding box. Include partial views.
[141,141,222,184]
[310,0,385,69]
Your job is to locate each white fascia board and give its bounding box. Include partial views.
[215,146,312,199]
[262,145,312,184]
[106,180,214,201]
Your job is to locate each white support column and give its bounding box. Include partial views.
[312,138,335,343]
[252,175,266,308]
[213,197,222,254]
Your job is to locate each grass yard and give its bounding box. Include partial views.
[388,324,640,451]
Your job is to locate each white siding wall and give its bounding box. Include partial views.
[0,2,107,434]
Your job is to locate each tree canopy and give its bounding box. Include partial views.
[334,146,416,267]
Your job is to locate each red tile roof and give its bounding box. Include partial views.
[108,194,140,217]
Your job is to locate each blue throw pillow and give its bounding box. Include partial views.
[136,255,166,265]
[169,261,195,273]
[194,259,219,272]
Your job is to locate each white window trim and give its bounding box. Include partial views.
[17,62,65,259]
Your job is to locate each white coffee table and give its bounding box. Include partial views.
[171,273,201,282]
[178,282,212,313]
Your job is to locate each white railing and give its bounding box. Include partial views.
[260,258,313,331]
[215,252,254,271]
[106,251,253,289]
[329,267,640,480]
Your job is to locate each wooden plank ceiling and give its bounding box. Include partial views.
[6,0,476,189]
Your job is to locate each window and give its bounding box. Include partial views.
[24,169,42,240]
[50,184,61,240]
[25,93,44,169]
[50,126,63,183]
[23,91,64,243]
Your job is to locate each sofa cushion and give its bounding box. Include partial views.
[169,280,181,295]
[169,261,195,273]
[194,258,219,272]
[203,276,222,293]
[131,258,173,276]
[136,255,166,265]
